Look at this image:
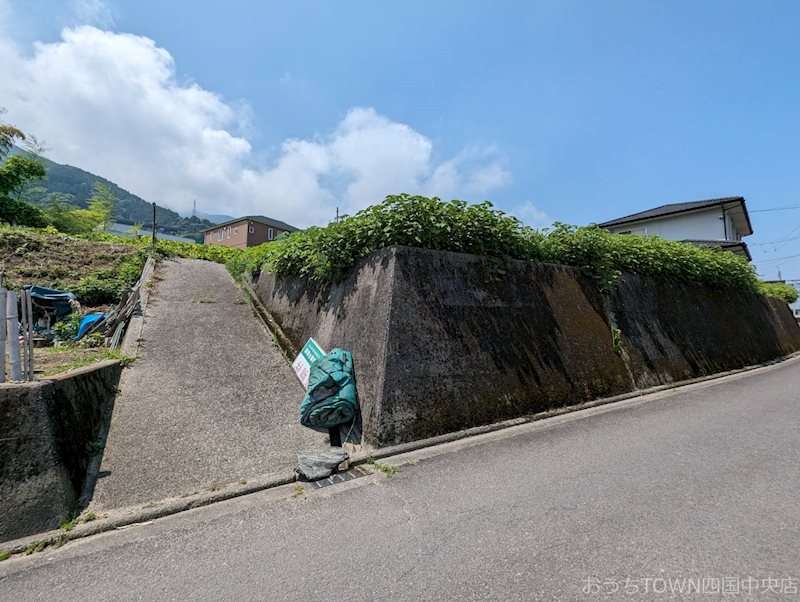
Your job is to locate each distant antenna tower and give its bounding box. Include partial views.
[192,199,197,217]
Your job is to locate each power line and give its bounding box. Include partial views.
[756,252,800,264]
[750,203,800,213]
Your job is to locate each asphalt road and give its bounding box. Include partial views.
[2,358,799,601]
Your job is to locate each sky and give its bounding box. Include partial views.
[1,0,800,280]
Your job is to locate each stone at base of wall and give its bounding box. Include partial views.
[0,360,122,542]
[254,246,800,447]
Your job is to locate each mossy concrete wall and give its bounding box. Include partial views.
[0,360,121,541]
[254,246,800,447]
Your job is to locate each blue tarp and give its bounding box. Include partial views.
[74,313,106,340]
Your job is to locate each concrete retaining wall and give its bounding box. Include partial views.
[253,246,800,447]
[0,360,121,541]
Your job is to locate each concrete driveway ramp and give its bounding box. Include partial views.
[89,258,322,511]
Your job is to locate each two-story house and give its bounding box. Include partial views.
[598,196,753,260]
[203,215,299,249]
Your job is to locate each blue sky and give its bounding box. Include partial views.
[2,1,800,280]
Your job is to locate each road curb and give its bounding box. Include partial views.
[349,350,800,466]
[4,350,799,557]
[1,471,298,556]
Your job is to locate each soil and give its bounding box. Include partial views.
[32,346,109,377]
[0,228,140,291]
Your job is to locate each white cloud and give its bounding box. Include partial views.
[513,200,552,229]
[0,24,510,227]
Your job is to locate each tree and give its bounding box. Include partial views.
[88,181,115,232]
[44,192,101,234]
[0,110,49,228]
[0,124,25,159]
[0,154,46,199]
[0,197,49,227]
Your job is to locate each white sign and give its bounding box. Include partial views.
[292,338,326,389]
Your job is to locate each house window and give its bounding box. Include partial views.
[217,229,223,241]
[227,227,231,239]
[234,227,238,235]
[268,227,274,240]
[249,225,254,233]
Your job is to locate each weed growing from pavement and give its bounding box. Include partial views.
[292,483,305,498]
[82,513,96,523]
[0,550,10,561]
[25,540,48,555]
[369,458,398,476]
[59,519,78,532]
[406,458,420,466]
[194,297,217,303]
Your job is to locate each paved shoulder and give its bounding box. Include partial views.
[89,258,321,510]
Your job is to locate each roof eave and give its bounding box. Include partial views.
[598,196,747,230]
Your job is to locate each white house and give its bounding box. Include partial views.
[598,196,753,260]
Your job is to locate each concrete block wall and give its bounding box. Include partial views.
[254,246,800,447]
[0,360,121,541]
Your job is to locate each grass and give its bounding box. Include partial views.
[18,511,100,557]
[0,550,11,562]
[368,458,398,477]
[36,347,134,376]
[194,297,217,303]
[24,540,48,555]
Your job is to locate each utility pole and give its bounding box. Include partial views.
[335,207,339,223]
[152,202,157,245]
[192,199,197,218]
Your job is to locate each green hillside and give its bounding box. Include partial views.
[16,150,214,241]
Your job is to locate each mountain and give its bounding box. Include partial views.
[16,150,215,241]
[192,210,236,224]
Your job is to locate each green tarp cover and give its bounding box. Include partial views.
[300,348,358,431]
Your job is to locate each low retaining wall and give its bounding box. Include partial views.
[0,360,121,541]
[253,246,800,447]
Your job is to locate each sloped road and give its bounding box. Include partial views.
[87,258,322,511]
[2,355,799,600]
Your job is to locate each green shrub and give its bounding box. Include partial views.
[758,281,799,304]
[541,223,759,292]
[74,231,241,265]
[154,239,241,263]
[72,275,120,306]
[52,314,81,341]
[228,194,540,282]
[226,194,761,295]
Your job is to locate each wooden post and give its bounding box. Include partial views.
[7,290,22,381]
[25,290,34,380]
[0,287,6,383]
[152,202,157,245]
